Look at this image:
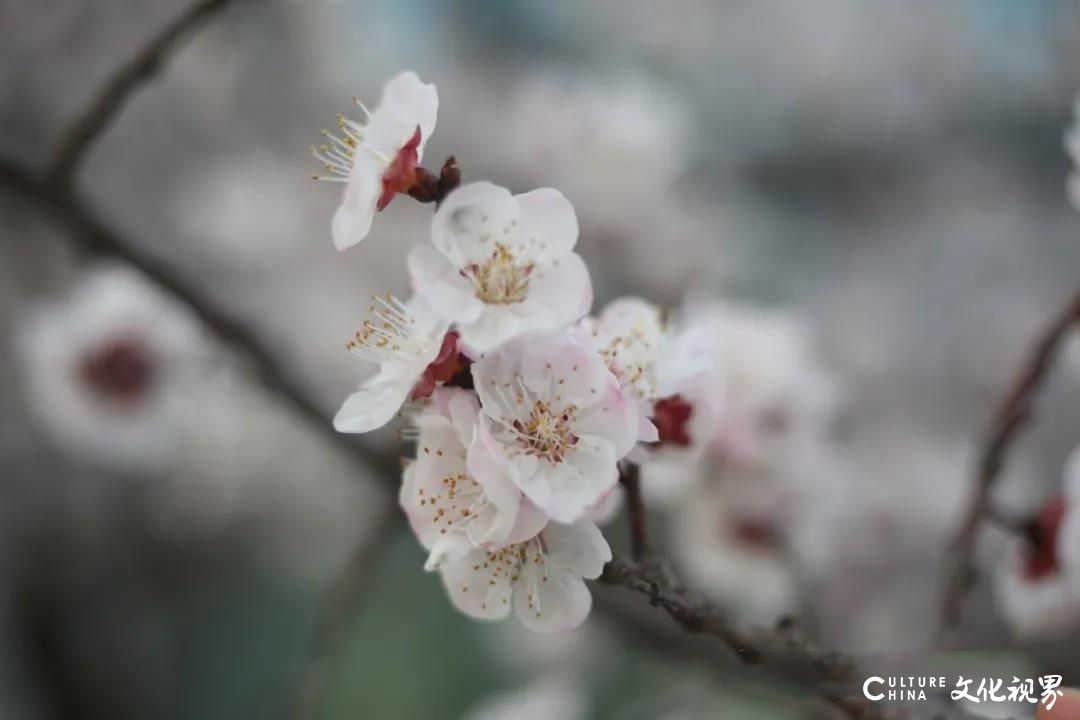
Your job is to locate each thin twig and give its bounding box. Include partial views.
[598,558,884,719]
[44,0,234,184]
[619,463,650,561]
[941,286,1080,637]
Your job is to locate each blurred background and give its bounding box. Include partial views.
[3,0,1080,718]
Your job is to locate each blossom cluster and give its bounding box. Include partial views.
[315,72,723,632]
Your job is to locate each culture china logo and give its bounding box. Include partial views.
[862,675,1066,709]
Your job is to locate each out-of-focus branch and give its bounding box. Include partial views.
[598,558,884,720]
[0,158,400,483]
[44,0,234,184]
[941,286,1080,638]
[619,463,650,561]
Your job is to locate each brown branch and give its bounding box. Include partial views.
[45,0,234,184]
[619,462,650,561]
[598,558,885,719]
[941,286,1080,638]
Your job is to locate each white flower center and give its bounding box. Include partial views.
[596,328,658,401]
[462,242,535,305]
[346,294,431,366]
[510,400,579,463]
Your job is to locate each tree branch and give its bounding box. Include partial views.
[45,0,234,184]
[598,558,885,719]
[619,462,650,561]
[940,286,1080,638]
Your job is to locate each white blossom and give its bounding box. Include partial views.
[312,71,438,250]
[436,518,610,633]
[333,294,449,434]
[408,182,591,352]
[668,300,838,473]
[669,472,798,626]
[471,331,637,523]
[14,263,207,471]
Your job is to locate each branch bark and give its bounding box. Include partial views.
[940,286,1080,637]
[44,0,234,184]
[598,558,885,719]
[619,462,650,561]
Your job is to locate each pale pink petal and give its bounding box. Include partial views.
[517,331,610,407]
[516,440,618,523]
[407,245,485,324]
[399,418,467,548]
[543,520,611,579]
[458,306,525,353]
[514,568,592,633]
[465,429,523,546]
[573,384,639,459]
[431,182,519,266]
[521,252,592,329]
[441,549,514,621]
[515,187,579,261]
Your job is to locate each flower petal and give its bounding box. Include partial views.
[407,245,485,324]
[366,71,439,158]
[516,440,618,523]
[543,520,612,579]
[514,567,593,633]
[431,182,519,266]
[440,548,514,621]
[573,383,638,459]
[464,428,523,546]
[515,187,579,262]
[399,415,469,548]
[332,152,382,250]
[457,305,524,353]
[517,331,610,408]
[519,252,593,330]
[424,532,475,571]
[333,371,411,433]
